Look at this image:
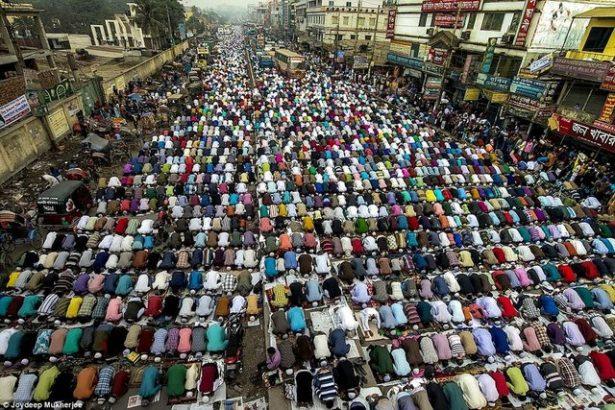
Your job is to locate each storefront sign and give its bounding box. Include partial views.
[515,0,537,46]
[353,55,369,70]
[550,57,610,82]
[386,9,397,39]
[46,108,70,139]
[483,90,508,104]
[550,113,615,154]
[424,61,445,76]
[386,52,424,70]
[424,76,442,100]
[0,95,31,129]
[464,88,480,101]
[528,54,553,74]
[434,13,464,28]
[460,55,474,84]
[508,93,543,111]
[428,47,448,66]
[597,93,615,124]
[509,77,557,101]
[404,68,423,79]
[421,0,480,12]
[476,73,512,92]
[600,64,615,92]
[481,38,498,74]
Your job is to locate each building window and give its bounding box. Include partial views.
[332,15,339,25]
[481,13,505,31]
[328,1,334,5]
[343,16,349,25]
[369,17,376,27]
[346,1,352,6]
[466,13,476,29]
[358,17,365,27]
[365,35,372,40]
[583,27,614,53]
[418,13,427,27]
[336,34,344,41]
[508,11,521,33]
[410,43,420,57]
[350,34,356,40]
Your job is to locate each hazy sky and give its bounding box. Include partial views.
[181,0,258,9]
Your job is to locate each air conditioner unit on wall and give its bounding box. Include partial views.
[426,28,435,36]
[500,34,514,44]
[461,30,471,40]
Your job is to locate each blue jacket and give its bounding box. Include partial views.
[328,328,350,357]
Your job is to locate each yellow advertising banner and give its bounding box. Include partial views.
[483,89,509,104]
[464,88,480,101]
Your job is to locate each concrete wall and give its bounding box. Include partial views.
[0,40,190,185]
[102,41,190,98]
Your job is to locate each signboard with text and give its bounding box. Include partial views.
[476,73,512,92]
[386,9,397,39]
[386,52,424,70]
[510,77,558,101]
[428,47,448,66]
[551,57,610,82]
[601,64,615,92]
[550,113,615,154]
[421,0,480,12]
[0,95,31,129]
[598,93,615,124]
[515,0,537,47]
[481,38,498,74]
[434,13,464,28]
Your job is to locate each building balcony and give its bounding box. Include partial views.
[566,50,615,62]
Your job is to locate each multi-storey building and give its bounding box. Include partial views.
[386,0,613,127]
[295,0,393,65]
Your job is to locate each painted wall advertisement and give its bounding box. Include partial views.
[549,113,615,154]
[530,1,593,50]
[0,95,31,130]
[421,0,480,12]
[515,0,537,46]
[386,9,397,39]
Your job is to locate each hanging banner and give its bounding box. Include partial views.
[480,38,498,74]
[0,95,31,129]
[597,93,615,124]
[460,55,474,84]
[515,0,537,46]
[464,88,480,101]
[601,64,615,92]
[421,0,480,12]
[386,9,397,39]
[549,113,615,154]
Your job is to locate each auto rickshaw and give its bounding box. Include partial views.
[37,181,93,227]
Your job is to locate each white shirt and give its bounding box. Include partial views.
[314,334,331,359]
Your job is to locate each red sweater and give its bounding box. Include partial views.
[590,351,615,380]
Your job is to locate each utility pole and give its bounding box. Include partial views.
[0,5,25,75]
[367,5,381,77]
[353,0,362,54]
[434,1,462,110]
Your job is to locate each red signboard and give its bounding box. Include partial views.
[434,13,464,28]
[428,47,449,66]
[421,0,480,12]
[598,93,615,124]
[386,9,397,39]
[515,0,537,47]
[551,113,615,154]
[601,64,615,92]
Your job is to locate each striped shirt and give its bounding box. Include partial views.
[313,369,337,404]
[557,357,582,388]
[91,296,109,320]
[37,294,59,315]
